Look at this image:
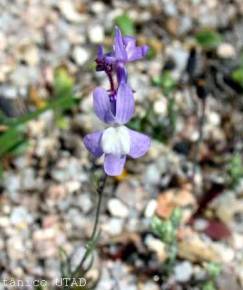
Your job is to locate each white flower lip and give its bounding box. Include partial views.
[101,126,130,156]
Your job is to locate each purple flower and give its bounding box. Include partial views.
[83,26,151,176]
[84,126,150,176]
[93,81,134,125]
[113,26,149,63]
[83,81,150,176]
[95,26,149,72]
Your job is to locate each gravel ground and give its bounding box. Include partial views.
[0,0,243,289]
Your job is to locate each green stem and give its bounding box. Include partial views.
[72,174,107,279]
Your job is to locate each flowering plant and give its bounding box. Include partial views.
[84,27,151,176]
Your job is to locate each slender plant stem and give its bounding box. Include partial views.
[90,174,107,240]
[72,173,107,279]
[192,97,206,190]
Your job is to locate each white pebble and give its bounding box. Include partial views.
[144,199,157,218]
[213,244,234,263]
[91,2,105,14]
[102,218,124,236]
[144,235,166,261]
[208,111,221,126]
[72,46,90,65]
[144,164,161,185]
[153,98,168,115]
[59,0,83,23]
[88,25,105,44]
[217,43,236,58]
[193,218,208,231]
[142,281,160,290]
[77,193,93,214]
[174,261,193,282]
[108,198,129,218]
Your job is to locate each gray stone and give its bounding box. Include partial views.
[76,193,93,214]
[144,199,157,218]
[72,46,90,65]
[88,25,104,44]
[174,261,193,282]
[58,0,84,23]
[102,218,124,236]
[10,207,33,226]
[144,164,161,185]
[108,198,129,218]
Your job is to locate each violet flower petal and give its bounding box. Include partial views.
[93,87,115,124]
[83,131,103,158]
[104,154,126,176]
[115,81,134,124]
[128,129,151,158]
[127,45,149,62]
[116,62,128,84]
[97,45,104,60]
[123,35,136,47]
[114,26,127,61]
[105,55,116,64]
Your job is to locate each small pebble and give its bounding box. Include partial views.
[88,25,105,43]
[102,218,124,236]
[144,235,167,261]
[72,46,90,65]
[142,281,160,290]
[10,207,32,227]
[76,193,93,214]
[108,198,129,218]
[58,0,83,23]
[144,199,157,218]
[174,261,193,282]
[153,98,168,116]
[217,43,236,58]
[144,164,161,185]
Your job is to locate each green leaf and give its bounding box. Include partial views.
[115,14,135,35]
[146,46,156,60]
[151,216,175,244]
[231,67,243,88]
[153,71,177,95]
[171,208,182,228]
[167,94,177,135]
[0,84,76,161]
[196,29,222,49]
[56,116,70,129]
[228,153,243,188]
[4,93,76,128]
[54,68,74,99]
[206,262,221,279]
[152,75,163,87]
[0,127,25,157]
[202,281,217,290]
[0,162,3,179]
[10,139,29,156]
[0,68,77,181]
[161,72,176,91]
